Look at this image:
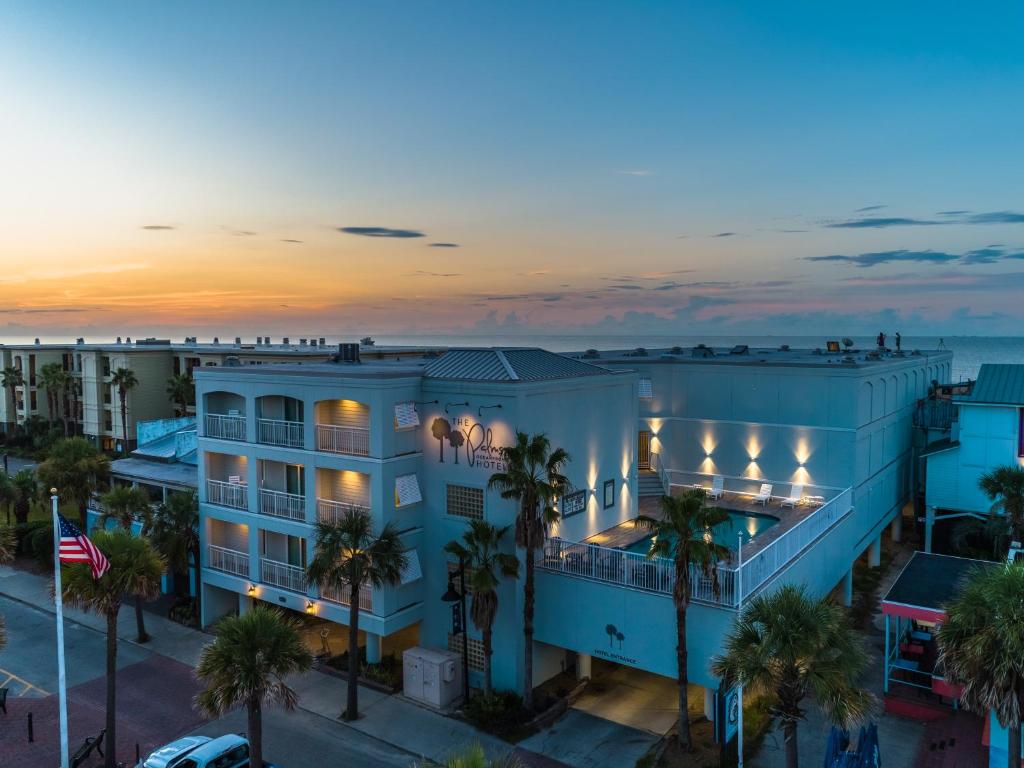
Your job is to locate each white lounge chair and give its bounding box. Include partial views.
[707,475,725,500]
[781,484,805,508]
[753,483,773,506]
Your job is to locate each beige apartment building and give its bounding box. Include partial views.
[0,337,431,451]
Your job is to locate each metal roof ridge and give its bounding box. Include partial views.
[494,350,519,380]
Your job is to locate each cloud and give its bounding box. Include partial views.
[280,239,303,244]
[616,170,654,176]
[854,205,887,212]
[805,246,1024,268]
[964,211,1024,225]
[937,210,970,216]
[406,270,462,278]
[339,226,425,238]
[141,225,175,231]
[233,230,257,237]
[711,232,737,238]
[825,217,943,229]
[607,284,646,290]
[823,210,1024,229]
[0,307,104,314]
[428,242,460,248]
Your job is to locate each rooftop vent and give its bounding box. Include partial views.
[256,337,262,345]
[730,345,749,355]
[300,338,307,346]
[264,337,270,345]
[34,338,40,345]
[283,337,289,345]
[319,338,326,346]
[213,337,219,344]
[125,337,131,344]
[336,343,361,363]
[76,338,84,345]
[235,337,241,345]
[116,336,122,344]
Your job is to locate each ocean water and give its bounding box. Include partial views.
[3,333,1021,382]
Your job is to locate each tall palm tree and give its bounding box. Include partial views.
[979,466,1024,546]
[36,437,110,526]
[712,584,873,768]
[38,362,64,430]
[166,373,194,417]
[149,490,201,622]
[196,606,313,768]
[68,373,81,436]
[488,432,569,711]
[0,472,15,526]
[11,468,37,524]
[1,365,24,425]
[939,562,1024,768]
[98,484,156,643]
[306,508,407,720]
[58,368,73,437]
[635,489,730,750]
[444,520,519,695]
[61,529,164,768]
[110,367,139,452]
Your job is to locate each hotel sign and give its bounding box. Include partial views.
[430,416,507,471]
[561,490,587,518]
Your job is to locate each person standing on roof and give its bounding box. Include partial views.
[895,332,902,352]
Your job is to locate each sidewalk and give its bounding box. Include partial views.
[0,564,563,767]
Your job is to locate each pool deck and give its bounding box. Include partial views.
[583,486,828,564]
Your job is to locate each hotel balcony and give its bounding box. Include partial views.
[257,395,304,448]
[204,391,247,441]
[260,488,305,521]
[258,459,306,521]
[316,468,370,524]
[261,557,307,593]
[207,479,248,510]
[208,544,250,577]
[315,399,370,456]
[321,581,373,612]
[205,451,249,510]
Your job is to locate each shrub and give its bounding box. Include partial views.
[168,596,198,627]
[10,520,47,556]
[27,522,55,568]
[462,690,527,738]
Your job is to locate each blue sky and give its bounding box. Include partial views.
[3,2,1023,337]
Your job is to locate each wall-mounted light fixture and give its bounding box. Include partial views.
[305,600,316,614]
[247,584,257,596]
[444,401,469,414]
[478,403,503,418]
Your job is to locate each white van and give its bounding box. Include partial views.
[140,734,265,768]
[138,736,212,768]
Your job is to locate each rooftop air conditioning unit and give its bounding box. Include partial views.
[235,337,241,345]
[319,338,326,346]
[730,345,749,355]
[337,343,361,363]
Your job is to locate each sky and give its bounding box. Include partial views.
[3,1,1024,340]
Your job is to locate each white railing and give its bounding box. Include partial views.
[205,413,247,441]
[316,498,363,525]
[540,487,853,608]
[316,424,370,456]
[650,451,670,495]
[321,581,373,612]
[738,487,853,598]
[207,479,248,510]
[259,488,306,521]
[258,418,304,448]
[261,557,307,593]
[208,545,250,577]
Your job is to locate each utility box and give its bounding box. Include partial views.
[403,646,462,710]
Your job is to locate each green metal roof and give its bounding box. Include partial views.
[959,363,1024,406]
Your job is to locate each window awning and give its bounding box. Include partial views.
[395,473,422,507]
[394,401,420,430]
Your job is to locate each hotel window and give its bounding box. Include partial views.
[448,633,485,672]
[394,401,420,430]
[395,473,422,507]
[638,378,653,400]
[29,391,37,411]
[446,484,484,520]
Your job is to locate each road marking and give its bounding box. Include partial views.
[0,666,49,696]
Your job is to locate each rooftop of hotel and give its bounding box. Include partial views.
[957,363,1024,405]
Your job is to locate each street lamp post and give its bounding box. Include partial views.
[441,558,471,704]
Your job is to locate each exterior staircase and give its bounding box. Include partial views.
[638,470,666,497]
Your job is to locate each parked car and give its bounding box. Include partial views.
[137,736,212,768]
[138,734,279,768]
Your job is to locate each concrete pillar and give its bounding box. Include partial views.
[868,535,881,568]
[366,632,383,664]
[841,567,853,607]
[704,686,715,721]
[891,513,903,543]
[576,652,592,680]
[238,592,252,615]
[924,506,935,553]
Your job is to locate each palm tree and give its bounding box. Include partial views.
[444,520,519,695]
[38,362,64,430]
[61,529,164,768]
[166,373,194,417]
[11,468,37,524]
[68,374,81,436]
[0,527,11,651]
[939,562,1024,768]
[712,584,873,768]
[36,437,110,526]
[149,490,201,622]
[1,365,24,424]
[306,508,407,720]
[487,432,569,711]
[98,484,156,643]
[979,466,1024,546]
[0,472,15,526]
[196,606,313,768]
[635,490,730,750]
[110,367,138,452]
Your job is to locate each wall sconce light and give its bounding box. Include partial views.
[305,600,316,614]
[247,584,256,596]
[444,401,469,414]
[477,403,503,418]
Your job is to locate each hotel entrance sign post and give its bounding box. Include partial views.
[737,531,744,768]
[442,558,471,704]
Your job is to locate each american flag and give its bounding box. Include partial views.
[58,515,110,580]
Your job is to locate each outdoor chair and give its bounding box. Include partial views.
[707,475,725,500]
[780,483,805,508]
[753,483,773,506]
[71,729,104,768]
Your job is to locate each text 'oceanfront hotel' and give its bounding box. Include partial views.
[188,340,951,714]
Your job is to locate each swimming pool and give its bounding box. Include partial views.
[625,510,778,555]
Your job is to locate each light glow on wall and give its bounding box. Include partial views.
[791,465,811,485]
[794,436,811,466]
[744,461,761,479]
[746,436,761,461]
[702,432,717,457]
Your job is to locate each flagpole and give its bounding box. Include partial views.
[51,490,70,768]
[737,530,744,768]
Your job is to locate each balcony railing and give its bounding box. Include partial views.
[316,424,370,456]
[205,413,247,441]
[208,545,250,577]
[258,418,304,448]
[261,557,307,593]
[207,479,248,510]
[316,497,364,525]
[321,581,373,612]
[259,488,306,521]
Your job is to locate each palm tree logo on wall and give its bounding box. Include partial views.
[605,624,625,649]
[431,418,451,462]
[448,429,465,464]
